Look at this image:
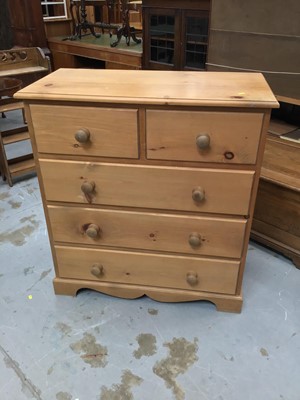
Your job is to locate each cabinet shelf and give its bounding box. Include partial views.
[151,36,175,41]
[2,126,30,145]
[8,154,35,177]
[0,123,34,186]
[186,41,208,46]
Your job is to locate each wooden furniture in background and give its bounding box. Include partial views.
[0,48,49,186]
[0,77,34,186]
[69,0,108,39]
[41,0,72,38]
[129,0,142,26]
[48,35,142,69]
[16,70,278,313]
[110,0,142,47]
[68,0,141,45]
[44,18,73,39]
[7,0,48,50]
[0,47,50,87]
[142,0,210,70]
[252,121,300,268]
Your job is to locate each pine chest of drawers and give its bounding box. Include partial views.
[16,69,278,312]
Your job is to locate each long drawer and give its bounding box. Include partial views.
[30,104,139,158]
[146,110,263,164]
[40,160,255,215]
[48,205,247,258]
[55,245,240,295]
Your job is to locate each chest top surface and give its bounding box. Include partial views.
[15,69,279,108]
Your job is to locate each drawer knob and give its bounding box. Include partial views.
[81,181,95,195]
[192,187,205,203]
[86,223,101,239]
[75,128,90,143]
[186,271,198,286]
[189,232,202,247]
[196,134,210,149]
[91,263,104,277]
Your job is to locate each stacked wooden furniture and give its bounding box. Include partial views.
[0,48,49,185]
[16,69,278,313]
[0,77,34,186]
[252,120,300,268]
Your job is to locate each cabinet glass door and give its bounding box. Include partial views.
[183,12,209,70]
[149,11,176,67]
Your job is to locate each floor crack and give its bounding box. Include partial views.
[0,345,43,399]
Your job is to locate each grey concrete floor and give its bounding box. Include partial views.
[0,111,299,400]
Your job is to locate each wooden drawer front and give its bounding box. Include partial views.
[146,110,263,164]
[40,160,255,215]
[30,104,139,158]
[48,206,247,258]
[55,245,240,295]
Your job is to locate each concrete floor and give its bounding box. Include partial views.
[0,111,299,400]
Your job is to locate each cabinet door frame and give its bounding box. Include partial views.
[143,7,181,70]
[180,9,210,71]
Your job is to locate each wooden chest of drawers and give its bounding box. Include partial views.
[16,69,278,312]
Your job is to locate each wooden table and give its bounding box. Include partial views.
[48,34,142,70]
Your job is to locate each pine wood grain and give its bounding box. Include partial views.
[48,205,247,258]
[146,110,263,164]
[53,277,243,312]
[40,159,255,215]
[30,104,139,158]
[15,69,279,108]
[55,245,240,295]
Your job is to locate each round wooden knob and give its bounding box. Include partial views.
[186,271,198,286]
[196,134,210,149]
[91,263,104,277]
[81,181,95,194]
[86,224,100,239]
[189,233,201,247]
[192,187,205,203]
[75,128,90,143]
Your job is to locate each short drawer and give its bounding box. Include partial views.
[55,245,240,295]
[146,110,263,164]
[30,104,139,158]
[40,160,255,215]
[48,206,247,258]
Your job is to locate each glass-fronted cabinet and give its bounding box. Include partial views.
[183,11,209,69]
[150,11,176,68]
[143,0,210,70]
